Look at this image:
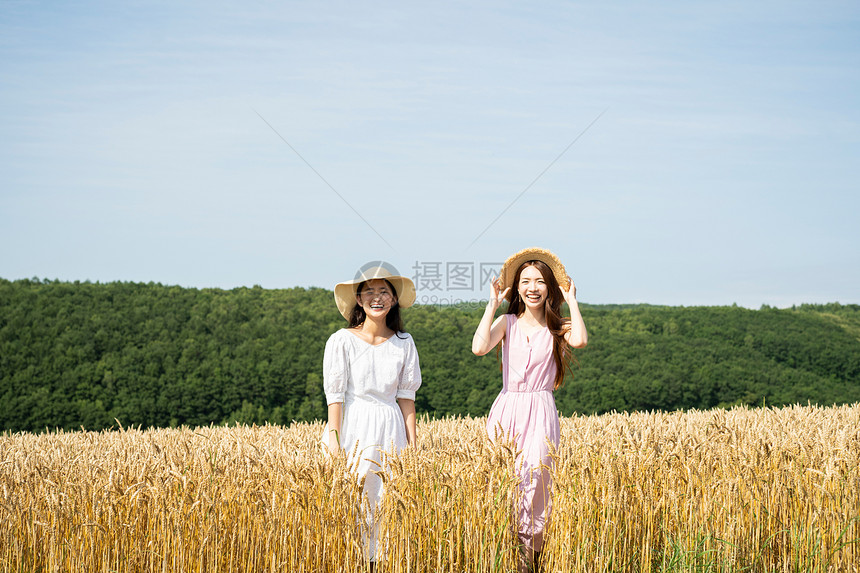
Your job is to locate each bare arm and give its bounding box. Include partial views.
[398,399,417,447]
[326,402,343,456]
[562,277,588,348]
[472,276,510,356]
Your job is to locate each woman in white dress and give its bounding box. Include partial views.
[322,263,422,560]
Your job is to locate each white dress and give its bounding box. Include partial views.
[322,328,422,555]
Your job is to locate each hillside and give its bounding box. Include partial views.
[1,278,858,431]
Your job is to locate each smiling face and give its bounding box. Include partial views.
[517,264,548,310]
[355,279,398,319]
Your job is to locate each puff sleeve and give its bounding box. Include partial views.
[395,334,422,401]
[323,331,349,405]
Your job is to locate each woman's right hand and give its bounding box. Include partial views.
[473,276,509,356]
[325,403,343,459]
[488,276,510,309]
[326,429,342,458]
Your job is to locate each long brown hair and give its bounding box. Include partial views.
[505,260,574,389]
[347,279,406,337]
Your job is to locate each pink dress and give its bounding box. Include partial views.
[486,314,560,553]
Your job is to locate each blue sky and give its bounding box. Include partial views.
[1,0,858,307]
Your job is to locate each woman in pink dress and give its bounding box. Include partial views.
[472,247,588,572]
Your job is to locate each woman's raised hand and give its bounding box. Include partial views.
[563,276,578,306]
[489,276,510,309]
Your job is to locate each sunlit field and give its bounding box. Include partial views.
[2,405,859,572]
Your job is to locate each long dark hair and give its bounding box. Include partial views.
[347,279,406,337]
[504,260,574,390]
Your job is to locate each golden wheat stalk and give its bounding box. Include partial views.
[1,405,858,572]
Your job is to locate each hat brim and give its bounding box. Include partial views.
[334,268,417,319]
[498,247,570,292]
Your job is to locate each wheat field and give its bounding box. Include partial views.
[2,404,859,572]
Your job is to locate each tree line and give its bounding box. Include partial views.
[1,278,858,432]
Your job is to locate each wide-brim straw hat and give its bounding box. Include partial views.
[498,247,570,291]
[334,263,417,319]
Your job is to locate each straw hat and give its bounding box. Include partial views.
[334,262,417,319]
[498,247,570,291]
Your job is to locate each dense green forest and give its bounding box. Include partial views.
[1,278,859,432]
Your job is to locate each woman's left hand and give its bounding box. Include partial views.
[562,275,588,347]
[562,276,577,306]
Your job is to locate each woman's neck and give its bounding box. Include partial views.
[520,305,547,327]
[358,315,395,337]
